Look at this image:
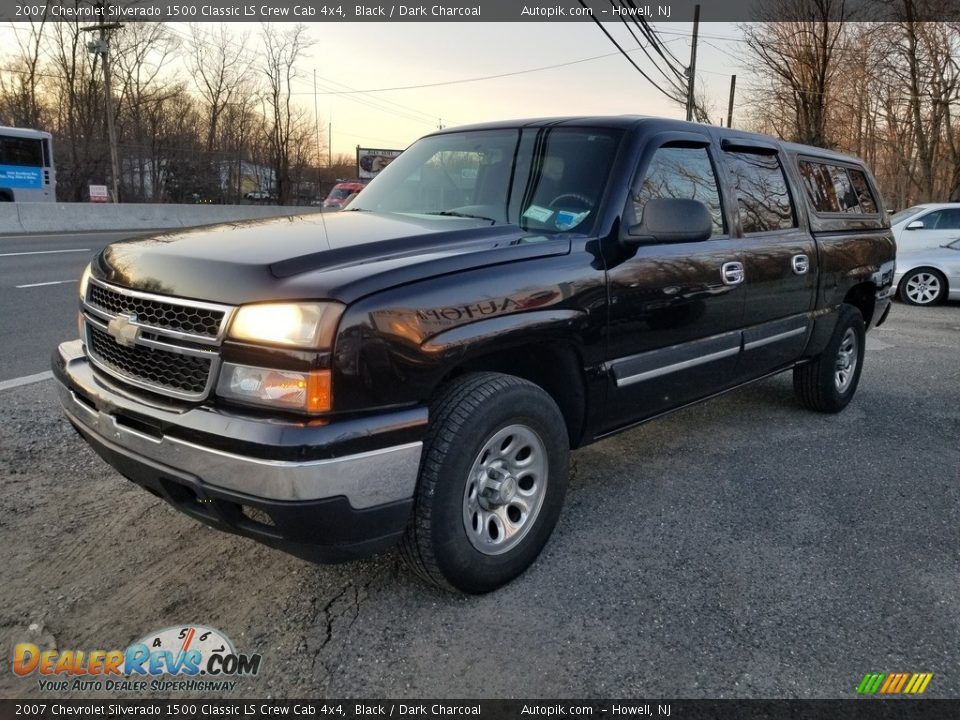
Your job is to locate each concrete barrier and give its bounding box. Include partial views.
[0,202,323,235]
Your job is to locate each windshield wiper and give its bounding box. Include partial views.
[427,210,497,223]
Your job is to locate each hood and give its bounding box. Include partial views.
[94,211,570,305]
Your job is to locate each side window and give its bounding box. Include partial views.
[0,136,43,167]
[922,208,960,230]
[799,161,839,213]
[944,209,960,229]
[798,160,880,215]
[828,166,861,213]
[724,151,797,233]
[847,169,878,214]
[634,146,724,236]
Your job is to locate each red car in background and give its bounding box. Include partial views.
[322,181,366,210]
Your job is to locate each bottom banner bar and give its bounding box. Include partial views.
[1,700,958,720]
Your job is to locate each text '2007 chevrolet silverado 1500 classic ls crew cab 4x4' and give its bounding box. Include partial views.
[55,117,896,593]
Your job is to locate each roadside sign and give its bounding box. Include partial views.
[89,185,109,203]
[356,147,402,179]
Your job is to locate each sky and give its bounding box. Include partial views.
[3,19,748,159]
[176,21,747,158]
[272,22,744,154]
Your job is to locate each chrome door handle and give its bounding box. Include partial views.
[792,254,810,275]
[721,261,744,285]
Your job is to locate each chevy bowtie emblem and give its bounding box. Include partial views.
[107,314,139,348]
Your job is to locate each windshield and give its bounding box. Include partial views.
[890,205,927,225]
[349,126,623,233]
[329,188,355,199]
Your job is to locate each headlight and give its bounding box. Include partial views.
[228,302,342,349]
[79,264,92,300]
[217,363,331,414]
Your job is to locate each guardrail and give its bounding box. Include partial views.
[0,202,323,235]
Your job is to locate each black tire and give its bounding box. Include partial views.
[898,267,948,306]
[400,372,570,594]
[793,304,866,413]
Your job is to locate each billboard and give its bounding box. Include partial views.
[357,147,402,179]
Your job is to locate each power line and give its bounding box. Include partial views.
[609,0,687,95]
[163,23,446,129]
[637,14,688,70]
[576,0,680,101]
[623,4,688,78]
[288,47,664,95]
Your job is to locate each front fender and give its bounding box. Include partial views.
[421,309,587,365]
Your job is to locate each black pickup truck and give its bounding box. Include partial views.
[54,117,896,593]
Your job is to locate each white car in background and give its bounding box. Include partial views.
[890,202,960,254]
[894,238,960,306]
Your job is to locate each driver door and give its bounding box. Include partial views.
[603,137,745,432]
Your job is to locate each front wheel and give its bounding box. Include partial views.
[899,268,947,306]
[400,372,570,594]
[793,304,866,413]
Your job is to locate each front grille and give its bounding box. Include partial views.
[81,279,233,401]
[88,325,212,395]
[88,283,225,338]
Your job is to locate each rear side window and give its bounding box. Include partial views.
[634,146,725,236]
[799,160,879,215]
[848,169,878,213]
[723,151,796,233]
[799,162,838,212]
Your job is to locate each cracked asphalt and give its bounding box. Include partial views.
[1,302,958,699]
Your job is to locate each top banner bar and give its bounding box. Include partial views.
[2,0,959,23]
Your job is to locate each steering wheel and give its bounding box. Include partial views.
[549,192,592,210]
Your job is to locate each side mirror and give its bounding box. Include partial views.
[622,198,713,246]
[906,220,925,230]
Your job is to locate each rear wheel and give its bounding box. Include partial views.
[793,304,865,413]
[899,268,947,306]
[400,372,570,594]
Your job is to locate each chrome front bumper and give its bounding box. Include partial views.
[54,340,423,509]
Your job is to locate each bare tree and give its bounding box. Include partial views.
[47,20,111,201]
[741,0,853,147]
[0,20,47,128]
[259,24,314,205]
[884,4,960,200]
[111,23,180,200]
[188,24,255,154]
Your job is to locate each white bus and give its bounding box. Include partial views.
[0,126,56,202]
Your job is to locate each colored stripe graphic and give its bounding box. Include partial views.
[888,673,909,693]
[857,673,885,694]
[879,674,898,693]
[904,673,933,694]
[858,672,932,695]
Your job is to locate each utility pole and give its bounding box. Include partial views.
[685,4,700,122]
[82,11,121,203]
[727,75,737,129]
[313,69,322,199]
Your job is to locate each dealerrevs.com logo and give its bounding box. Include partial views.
[13,625,261,693]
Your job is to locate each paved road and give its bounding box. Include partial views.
[0,231,149,382]
[1,302,957,699]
